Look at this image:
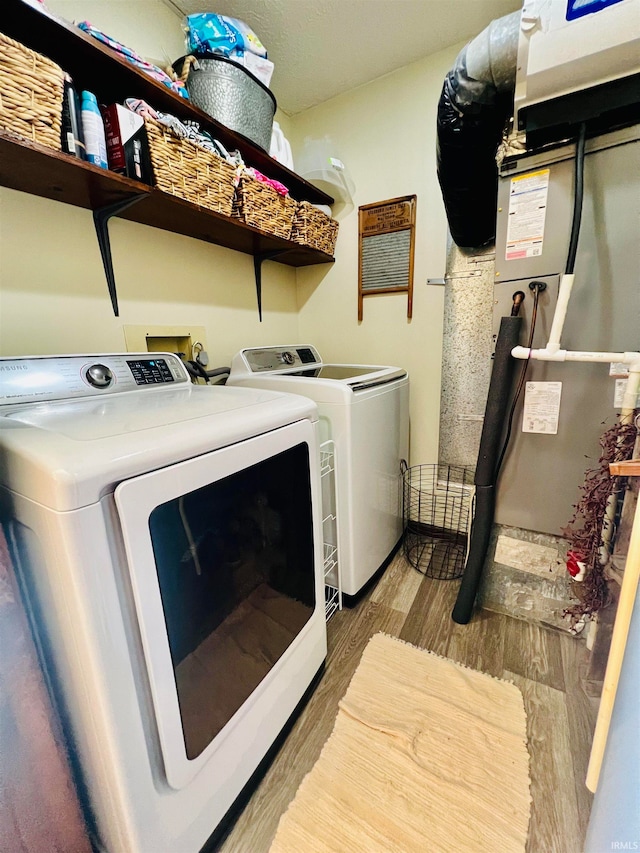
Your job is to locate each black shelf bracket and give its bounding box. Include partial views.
[253,251,288,321]
[93,194,147,316]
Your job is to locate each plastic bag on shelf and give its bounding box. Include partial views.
[184,13,267,59]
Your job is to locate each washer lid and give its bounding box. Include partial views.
[230,345,407,390]
[290,365,407,390]
[0,384,318,510]
[3,385,271,441]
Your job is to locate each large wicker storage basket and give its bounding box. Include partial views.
[145,119,236,215]
[0,31,64,151]
[232,173,297,239]
[290,201,339,255]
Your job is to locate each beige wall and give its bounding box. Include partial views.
[0,1,456,464]
[290,48,459,464]
[45,0,186,66]
[0,189,300,359]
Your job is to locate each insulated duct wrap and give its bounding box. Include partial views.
[436,12,519,248]
[452,314,522,624]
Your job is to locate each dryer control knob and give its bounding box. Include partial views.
[281,351,295,365]
[86,364,113,388]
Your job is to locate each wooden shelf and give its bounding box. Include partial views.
[122,193,334,266]
[0,130,334,266]
[610,460,640,476]
[1,0,336,316]
[0,129,151,209]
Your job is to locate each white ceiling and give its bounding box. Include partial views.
[163,0,522,115]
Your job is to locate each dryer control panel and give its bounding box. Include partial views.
[239,345,321,373]
[0,353,190,405]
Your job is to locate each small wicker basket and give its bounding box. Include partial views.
[145,119,236,215]
[290,201,339,256]
[232,173,297,239]
[0,31,64,151]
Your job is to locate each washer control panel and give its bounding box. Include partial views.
[126,358,176,386]
[240,345,321,373]
[0,353,190,405]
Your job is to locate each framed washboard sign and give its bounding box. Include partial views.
[358,195,416,321]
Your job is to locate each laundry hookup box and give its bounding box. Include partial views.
[101,103,152,183]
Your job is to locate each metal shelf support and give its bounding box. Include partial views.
[93,194,147,316]
[253,251,287,321]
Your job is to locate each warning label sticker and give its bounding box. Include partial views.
[505,169,550,261]
[522,381,562,434]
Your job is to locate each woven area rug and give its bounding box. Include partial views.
[269,633,531,853]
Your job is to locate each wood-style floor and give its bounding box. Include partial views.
[218,552,598,853]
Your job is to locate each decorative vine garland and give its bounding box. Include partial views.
[563,417,637,625]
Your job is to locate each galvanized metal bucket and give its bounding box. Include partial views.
[175,54,276,152]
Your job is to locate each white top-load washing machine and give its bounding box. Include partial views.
[0,353,327,853]
[228,345,409,598]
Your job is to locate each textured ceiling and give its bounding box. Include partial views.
[163,0,522,115]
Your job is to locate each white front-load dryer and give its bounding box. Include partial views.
[0,352,327,853]
[228,345,410,598]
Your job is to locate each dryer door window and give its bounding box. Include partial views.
[149,441,315,761]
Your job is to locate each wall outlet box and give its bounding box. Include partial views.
[122,325,208,363]
[102,103,151,184]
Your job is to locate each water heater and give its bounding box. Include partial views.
[514,0,640,146]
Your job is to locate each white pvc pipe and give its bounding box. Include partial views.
[512,348,640,366]
[620,367,640,415]
[546,273,575,353]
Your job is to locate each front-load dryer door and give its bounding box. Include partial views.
[114,419,321,790]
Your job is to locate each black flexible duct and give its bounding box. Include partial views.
[436,12,520,249]
[452,312,522,624]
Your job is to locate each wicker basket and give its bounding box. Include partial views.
[0,32,64,150]
[291,201,339,255]
[232,173,297,239]
[145,119,236,215]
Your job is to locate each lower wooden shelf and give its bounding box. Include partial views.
[120,190,335,266]
[0,129,334,315]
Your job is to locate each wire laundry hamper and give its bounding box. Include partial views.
[402,463,474,580]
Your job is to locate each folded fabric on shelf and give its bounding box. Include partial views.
[124,98,159,121]
[244,167,289,196]
[77,21,189,99]
[125,98,233,160]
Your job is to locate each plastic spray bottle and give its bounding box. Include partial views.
[80,91,108,169]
